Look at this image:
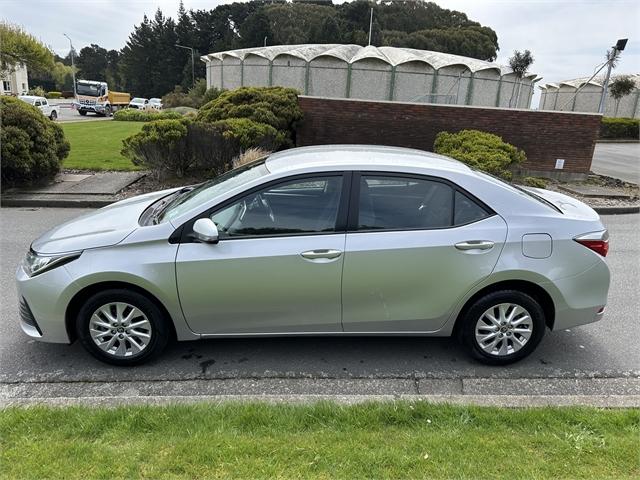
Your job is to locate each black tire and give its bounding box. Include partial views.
[79,110,87,116]
[76,289,170,366]
[458,290,546,365]
[50,110,57,120]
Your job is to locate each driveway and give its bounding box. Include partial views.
[592,142,640,184]
[1,207,638,402]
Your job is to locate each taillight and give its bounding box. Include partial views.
[574,230,609,257]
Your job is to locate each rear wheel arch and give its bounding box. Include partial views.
[65,281,176,344]
[453,279,555,335]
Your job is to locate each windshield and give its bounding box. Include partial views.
[158,159,270,223]
[76,83,101,96]
[131,98,146,103]
[149,98,161,103]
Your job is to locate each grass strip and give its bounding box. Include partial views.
[61,121,143,171]
[1,401,638,479]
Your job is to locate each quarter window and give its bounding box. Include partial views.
[211,176,343,238]
[357,175,489,230]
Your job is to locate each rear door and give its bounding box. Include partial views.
[341,172,508,332]
[176,173,350,334]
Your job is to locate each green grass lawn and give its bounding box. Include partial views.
[1,402,637,479]
[61,121,143,171]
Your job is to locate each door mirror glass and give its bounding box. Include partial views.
[192,218,219,243]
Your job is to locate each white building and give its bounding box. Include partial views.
[539,74,640,118]
[0,63,29,96]
[202,44,539,108]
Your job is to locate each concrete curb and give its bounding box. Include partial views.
[595,205,640,214]
[2,394,639,408]
[1,196,115,208]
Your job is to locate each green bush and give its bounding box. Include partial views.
[198,86,302,146]
[45,91,62,99]
[113,108,183,122]
[433,129,526,180]
[600,117,639,139]
[522,176,548,188]
[121,119,241,179]
[162,80,223,109]
[213,118,284,150]
[0,96,70,185]
[28,86,46,97]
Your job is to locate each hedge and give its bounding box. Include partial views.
[0,96,70,185]
[434,129,526,180]
[600,117,639,140]
[45,91,62,99]
[113,108,183,122]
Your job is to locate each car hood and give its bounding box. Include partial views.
[31,188,180,254]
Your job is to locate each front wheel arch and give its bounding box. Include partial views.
[65,281,176,344]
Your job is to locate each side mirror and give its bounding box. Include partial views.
[192,218,219,244]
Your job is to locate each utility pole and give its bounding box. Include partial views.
[368,7,374,46]
[598,38,628,114]
[175,44,195,88]
[63,33,76,96]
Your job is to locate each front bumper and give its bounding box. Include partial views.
[15,264,77,343]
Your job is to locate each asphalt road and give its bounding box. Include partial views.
[52,102,112,123]
[592,142,640,184]
[0,207,638,387]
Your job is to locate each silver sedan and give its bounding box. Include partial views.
[16,145,610,366]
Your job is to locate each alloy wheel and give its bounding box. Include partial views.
[89,302,152,357]
[474,303,533,356]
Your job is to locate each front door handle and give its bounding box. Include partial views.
[455,240,495,251]
[300,249,342,260]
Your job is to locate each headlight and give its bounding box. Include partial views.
[22,250,81,277]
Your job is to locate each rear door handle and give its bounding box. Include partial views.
[300,249,342,260]
[455,240,494,251]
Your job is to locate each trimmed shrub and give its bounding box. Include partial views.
[45,91,62,99]
[28,86,46,97]
[212,118,283,150]
[522,176,548,188]
[198,86,302,146]
[161,81,223,109]
[600,117,639,140]
[113,108,183,122]
[0,96,70,185]
[434,129,526,180]
[121,119,242,179]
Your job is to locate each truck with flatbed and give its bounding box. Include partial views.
[73,80,131,116]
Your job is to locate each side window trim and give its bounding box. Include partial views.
[177,171,352,243]
[347,171,495,233]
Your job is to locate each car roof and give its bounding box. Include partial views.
[265,145,472,175]
[19,95,44,101]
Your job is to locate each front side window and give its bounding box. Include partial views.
[211,176,343,238]
[357,174,489,230]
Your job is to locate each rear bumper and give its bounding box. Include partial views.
[544,259,610,331]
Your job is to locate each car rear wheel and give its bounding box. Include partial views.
[459,290,546,365]
[76,289,170,366]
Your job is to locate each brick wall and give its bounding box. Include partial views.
[296,96,602,175]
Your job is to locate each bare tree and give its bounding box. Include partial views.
[609,76,635,116]
[508,50,534,108]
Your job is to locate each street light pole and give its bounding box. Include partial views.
[63,33,76,97]
[175,44,195,88]
[598,38,628,114]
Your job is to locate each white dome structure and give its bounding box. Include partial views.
[539,74,640,118]
[202,44,539,108]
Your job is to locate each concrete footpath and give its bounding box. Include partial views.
[2,377,639,408]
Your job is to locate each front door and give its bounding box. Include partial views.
[176,173,348,334]
[341,173,508,332]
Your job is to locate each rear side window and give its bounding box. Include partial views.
[357,174,490,231]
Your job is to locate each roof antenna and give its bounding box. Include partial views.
[368,7,374,46]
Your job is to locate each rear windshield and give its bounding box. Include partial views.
[475,171,562,213]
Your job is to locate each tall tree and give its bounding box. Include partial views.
[609,76,636,116]
[0,21,54,74]
[76,44,109,81]
[508,50,534,107]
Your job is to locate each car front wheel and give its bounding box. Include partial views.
[459,290,546,365]
[76,289,170,366]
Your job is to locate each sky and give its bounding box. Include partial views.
[2,0,639,107]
